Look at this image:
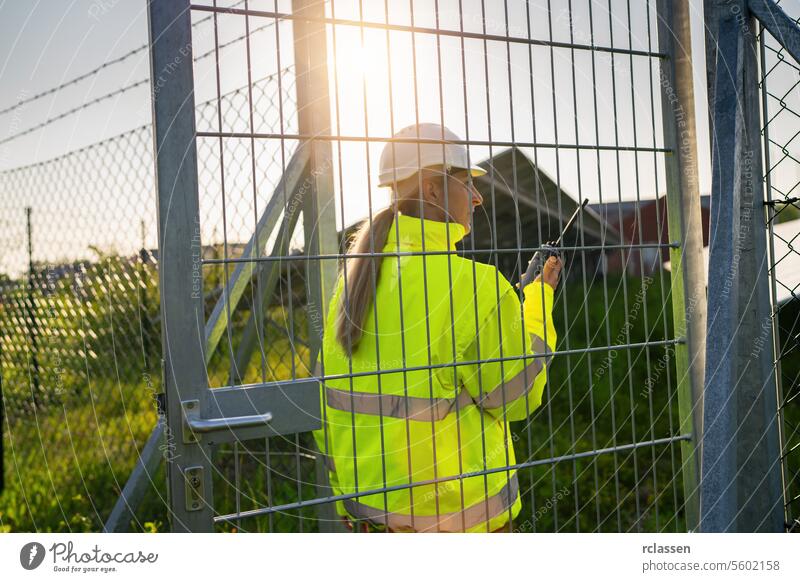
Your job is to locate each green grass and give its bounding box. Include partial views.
[0,380,160,532]
[510,273,687,532]
[2,272,797,532]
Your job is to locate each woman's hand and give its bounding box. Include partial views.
[533,256,563,290]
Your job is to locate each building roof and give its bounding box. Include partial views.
[337,147,622,280]
[463,147,621,254]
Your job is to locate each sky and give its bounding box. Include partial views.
[0,0,153,165]
[0,0,748,272]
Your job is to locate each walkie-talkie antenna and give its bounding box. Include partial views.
[519,198,590,289]
[554,198,589,246]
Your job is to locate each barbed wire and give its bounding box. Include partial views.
[0,45,148,118]
[0,79,150,148]
[1,64,299,419]
[0,60,293,155]
[0,0,256,119]
[0,0,279,147]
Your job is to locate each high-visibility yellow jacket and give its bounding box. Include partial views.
[313,212,556,532]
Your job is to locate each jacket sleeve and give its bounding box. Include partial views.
[457,280,557,422]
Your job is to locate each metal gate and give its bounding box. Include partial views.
[147,0,707,532]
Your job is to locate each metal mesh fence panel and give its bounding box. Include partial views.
[175,0,701,533]
[3,0,709,533]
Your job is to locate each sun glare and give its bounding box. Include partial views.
[329,30,388,86]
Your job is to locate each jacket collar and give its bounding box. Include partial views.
[383,212,467,252]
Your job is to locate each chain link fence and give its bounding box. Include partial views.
[0,29,310,528]
[759,4,800,530]
[0,122,163,531]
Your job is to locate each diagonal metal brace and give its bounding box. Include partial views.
[749,0,800,64]
[204,146,310,365]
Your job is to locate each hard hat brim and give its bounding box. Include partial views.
[465,165,487,178]
[378,164,486,187]
[446,164,487,181]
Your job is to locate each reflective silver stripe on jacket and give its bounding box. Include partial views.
[325,383,475,422]
[343,474,519,532]
[324,335,552,419]
[476,335,553,410]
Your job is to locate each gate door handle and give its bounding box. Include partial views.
[182,399,272,443]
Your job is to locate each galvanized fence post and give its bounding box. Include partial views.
[292,0,343,533]
[293,0,338,343]
[656,0,708,533]
[148,0,214,532]
[701,0,783,532]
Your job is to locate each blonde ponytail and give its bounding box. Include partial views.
[335,206,396,354]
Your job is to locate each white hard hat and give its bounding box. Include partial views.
[378,123,486,187]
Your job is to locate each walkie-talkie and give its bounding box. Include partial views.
[519,198,589,289]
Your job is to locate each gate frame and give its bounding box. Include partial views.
[148,0,214,532]
[147,0,334,533]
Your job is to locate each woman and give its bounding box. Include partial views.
[313,123,561,533]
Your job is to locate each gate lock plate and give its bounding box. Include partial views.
[184,466,205,512]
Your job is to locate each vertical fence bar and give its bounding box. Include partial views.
[25,206,41,409]
[701,0,783,532]
[292,0,341,532]
[656,0,707,532]
[292,0,337,372]
[147,0,214,532]
[758,16,791,530]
